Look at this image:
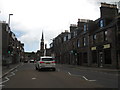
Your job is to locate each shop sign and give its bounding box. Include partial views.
[91,47,96,50]
[103,44,110,49]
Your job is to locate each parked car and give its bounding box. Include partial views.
[35,56,56,71]
[29,59,34,63]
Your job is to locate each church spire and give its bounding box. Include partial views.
[40,31,44,51]
[41,31,44,41]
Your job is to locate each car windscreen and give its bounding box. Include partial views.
[42,58,54,61]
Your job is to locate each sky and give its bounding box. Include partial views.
[0,0,119,52]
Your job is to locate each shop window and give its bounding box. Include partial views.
[104,49,112,64]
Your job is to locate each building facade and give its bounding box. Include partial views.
[1,21,25,65]
[50,3,120,69]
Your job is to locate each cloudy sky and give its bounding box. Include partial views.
[0,0,119,52]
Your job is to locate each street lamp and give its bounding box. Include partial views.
[8,14,13,27]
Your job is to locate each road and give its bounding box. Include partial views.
[1,63,119,88]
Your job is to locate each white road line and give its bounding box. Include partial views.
[11,72,15,76]
[1,77,10,84]
[82,76,96,81]
[82,76,88,80]
[32,78,36,80]
[68,72,71,75]
[67,72,96,82]
[2,65,19,78]
[0,84,5,87]
[1,69,17,84]
[7,69,17,78]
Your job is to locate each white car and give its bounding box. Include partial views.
[35,56,56,71]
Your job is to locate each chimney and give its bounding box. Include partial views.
[100,3,118,18]
[70,24,77,32]
[77,19,81,27]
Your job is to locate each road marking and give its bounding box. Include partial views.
[1,69,18,84]
[67,72,96,82]
[0,84,5,87]
[32,78,36,80]
[82,76,96,81]
[82,76,88,80]
[68,72,71,75]
[0,77,10,84]
[1,65,19,79]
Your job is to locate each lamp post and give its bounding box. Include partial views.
[8,14,13,27]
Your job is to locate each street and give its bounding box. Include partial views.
[1,63,119,88]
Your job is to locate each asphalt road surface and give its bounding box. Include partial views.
[1,63,119,89]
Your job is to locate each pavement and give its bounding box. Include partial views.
[61,64,120,74]
[0,62,22,79]
[1,63,120,79]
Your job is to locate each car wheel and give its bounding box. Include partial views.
[35,66,38,70]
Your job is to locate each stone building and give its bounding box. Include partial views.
[51,3,120,69]
[1,21,24,65]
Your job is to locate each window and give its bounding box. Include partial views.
[42,58,54,61]
[84,24,88,32]
[50,43,53,48]
[74,31,77,37]
[68,34,71,40]
[84,24,87,32]
[93,34,96,40]
[83,37,86,46]
[64,36,66,41]
[100,20,104,28]
[104,30,108,41]
[77,39,80,47]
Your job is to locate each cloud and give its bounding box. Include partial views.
[2,0,119,52]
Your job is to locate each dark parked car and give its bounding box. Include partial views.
[24,60,28,63]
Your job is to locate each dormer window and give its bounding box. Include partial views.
[64,36,66,41]
[100,20,104,28]
[74,31,77,37]
[68,34,71,40]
